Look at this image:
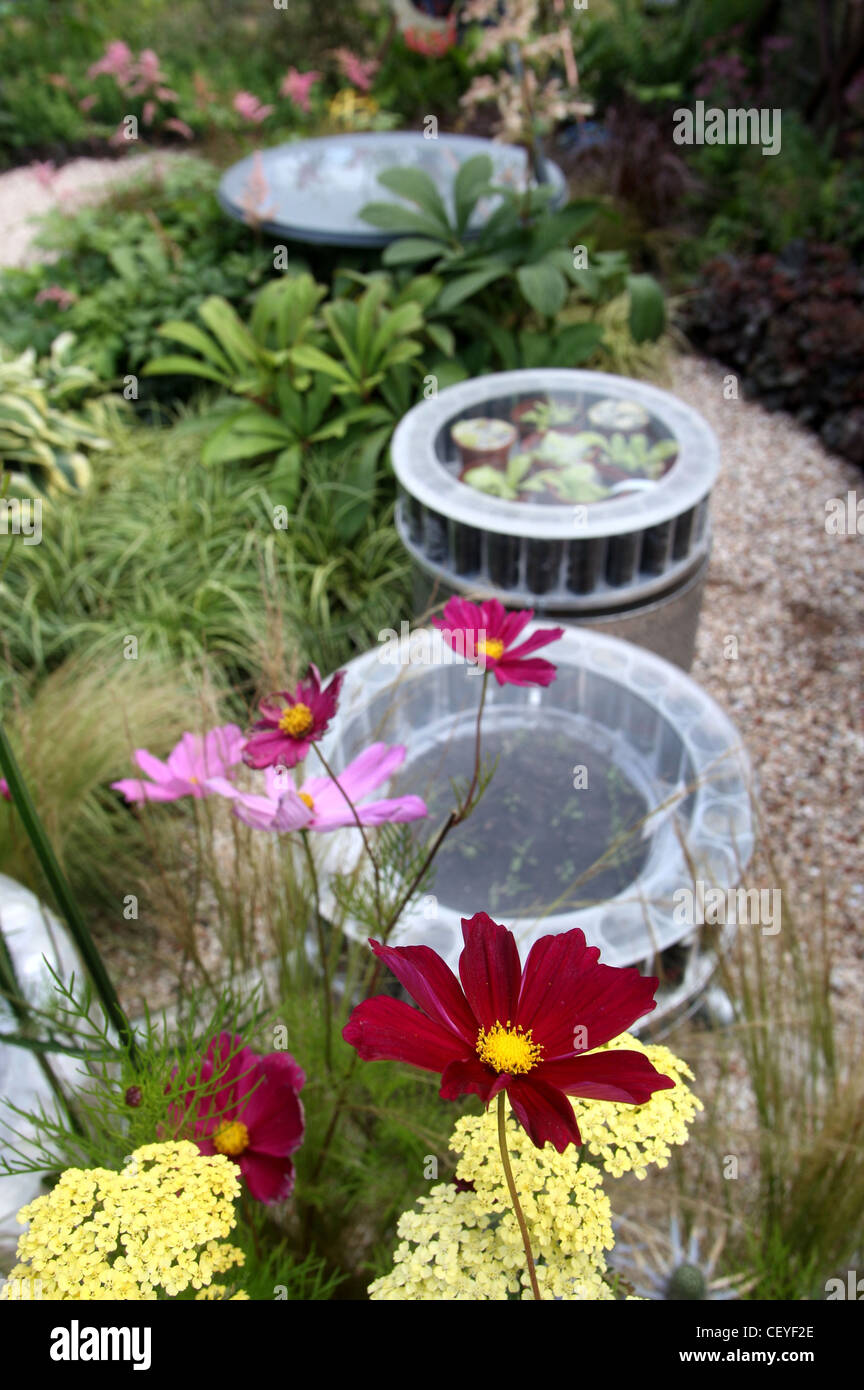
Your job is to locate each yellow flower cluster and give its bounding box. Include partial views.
[369,1037,701,1301]
[1,1141,246,1301]
[573,1034,703,1180]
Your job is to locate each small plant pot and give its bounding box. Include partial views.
[587,399,650,432]
[451,418,516,472]
[510,398,545,438]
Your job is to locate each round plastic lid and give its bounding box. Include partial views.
[392,369,720,539]
[218,132,567,247]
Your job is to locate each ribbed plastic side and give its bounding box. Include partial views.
[398,487,713,608]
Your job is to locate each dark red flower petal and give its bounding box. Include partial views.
[538,1049,675,1103]
[458,913,522,1030]
[505,1075,583,1152]
[517,928,658,1057]
[241,1150,296,1204]
[439,1056,496,1102]
[370,939,478,1044]
[243,1085,305,1158]
[343,995,467,1072]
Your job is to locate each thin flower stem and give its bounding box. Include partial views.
[455,668,490,823]
[300,829,332,1074]
[371,667,490,957]
[497,1092,542,1301]
[312,743,383,921]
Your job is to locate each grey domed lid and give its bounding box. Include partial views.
[218,132,567,247]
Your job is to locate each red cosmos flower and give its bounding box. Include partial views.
[174,1033,305,1204]
[432,597,564,688]
[242,664,344,770]
[343,913,674,1152]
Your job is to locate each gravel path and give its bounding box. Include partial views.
[674,357,863,1018]
[0,152,182,267]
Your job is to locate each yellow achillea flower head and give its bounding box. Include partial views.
[369,1037,700,1301]
[1,1141,245,1301]
[573,1034,703,1180]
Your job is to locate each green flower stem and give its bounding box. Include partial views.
[312,742,383,923]
[300,828,332,1074]
[0,724,140,1068]
[497,1092,542,1301]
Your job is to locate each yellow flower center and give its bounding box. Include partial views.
[278,702,314,738]
[477,638,505,661]
[212,1120,250,1158]
[476,1021,543,1075]
[298,791,315,810]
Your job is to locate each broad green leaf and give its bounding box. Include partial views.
[436,265,508,313]
[627,273,666,343]
[290,344,356,388]
[153,321,234,375]
[377,166,452,235]
[425,322,455,356]
[382,237,445,267]
[197,297,260,371]
[453,154,494,236]
[358,200,451,241]
[144,354,230,383]
[516,262,567,317]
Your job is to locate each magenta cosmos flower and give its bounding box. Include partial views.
[343,912,674,1152]
[111,724,246,803]
[224,742,427,833]
[242,665,344,770]
[432,597,564,688]
[0,778,10,802]
[175,1032,305,1204]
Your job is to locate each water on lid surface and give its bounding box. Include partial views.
[391,725,651,918]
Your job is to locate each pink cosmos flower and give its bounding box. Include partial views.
[35,285,77,310]
[332,48,379,92]
[142,100,156,126]
[87,40,134,86]
[225,742,427,833]
[174,1032,305,1204]
[242,665,344,770]
[233,91,275,124]
[280,67,321,112]
[111,724,246,803]
[432,597,564,687]
[78,94,98,113]
[0,779,10,802]
[29,160,57,189]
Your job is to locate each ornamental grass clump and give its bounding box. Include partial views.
[1,1141,246,1301]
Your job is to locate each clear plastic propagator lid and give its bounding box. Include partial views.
[392,370,720,608]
